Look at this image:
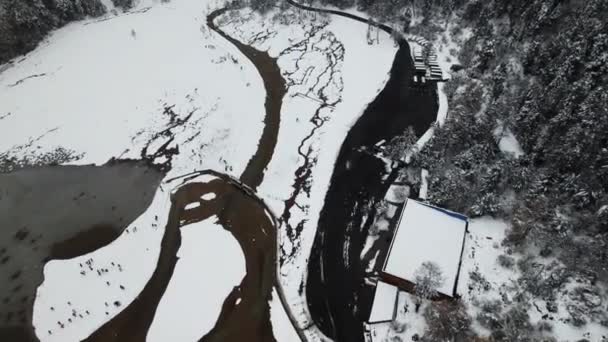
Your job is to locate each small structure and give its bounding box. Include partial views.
[367,199,468,324]
[413,46,427,79]
[368,281,399,324]
[410,40,446,83]
[382,199,468,297]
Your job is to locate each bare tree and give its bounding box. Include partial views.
[413,261,444,312]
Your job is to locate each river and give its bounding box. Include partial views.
[292,5,440,342]
[79,7,289,342]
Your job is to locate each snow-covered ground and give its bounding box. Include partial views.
[459,218,608,341]
[0,0,264,173]
[367,290,427,342]
[1,0,400,340]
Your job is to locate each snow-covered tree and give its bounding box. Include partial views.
[413,261,444,312]
[384,126,418,162]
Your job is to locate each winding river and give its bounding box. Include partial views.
[285,2,440,341]
[207,8,287,191]
[17,3,438,342]
[83,7,289,342]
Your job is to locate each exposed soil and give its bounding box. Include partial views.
[0,161,164,341]
[84,171,277,342]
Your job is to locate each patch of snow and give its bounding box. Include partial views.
[269,289,301,342]
[19,0,267,339]
[99,0,116,13]
[200,193,216,201]
[361,234,380,260]
[235,7,399,342]
[494,122,524,158]
[369,291,428,342]
[459,217,608,340]
[418,169,429,200]
[147,216,245,341]
[365,250,380,273]
[184,202,200,210]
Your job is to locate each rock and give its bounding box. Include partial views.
[546,301,558,313]
[411,333,419,341]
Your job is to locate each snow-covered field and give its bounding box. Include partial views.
[0,0,265,339]
[0,0,264,173]
[1,0,399,340]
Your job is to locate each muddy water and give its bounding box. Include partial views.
[207,8,286,191]
[0,161,164,341]
[84,172,276,342]
[85,8,286,341]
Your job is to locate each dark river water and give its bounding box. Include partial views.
[306,38,439,341]
[0,4,438,341]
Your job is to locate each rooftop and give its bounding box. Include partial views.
[381,199,468,297]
